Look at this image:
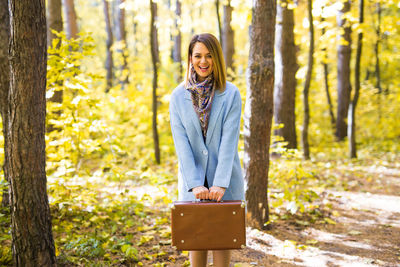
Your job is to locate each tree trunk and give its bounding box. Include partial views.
[215,0,222,45]
[349,0,364,158]
[0,0,10,208]
[321,16,336,129]
[116,0,129,87]
[103,0,114,92]
[302,0,314,160]
[335,0,352,141]
[8,0,56,265]
[47,0,63,125]
[173,0,182,81]
[274,0,297,149]
[150,0,160,164]
[47,0,63,47]
[63,0,78,39]
[222,1,234,78]
[374,1,381,93]
[244,0,276,229]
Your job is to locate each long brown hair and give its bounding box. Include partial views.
[185,33,227,91]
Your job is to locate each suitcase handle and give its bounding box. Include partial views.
[198,199,223,203]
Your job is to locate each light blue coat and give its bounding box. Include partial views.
[169,81,245,201]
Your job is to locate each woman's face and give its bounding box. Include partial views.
[191,42,213,82]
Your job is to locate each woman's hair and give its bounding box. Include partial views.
[185,33,227,91]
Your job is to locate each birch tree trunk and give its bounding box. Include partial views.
[150,0,161,164]
[8,0,56,265]
[222,1,234,77]
[244,0,276,229]
[336,0,352,141]
[302,0,314,160]
[0,0,10,208]
[274,0,297,149]
[63,0,78,39]
[103,0,114,92]
[349,0,364,158]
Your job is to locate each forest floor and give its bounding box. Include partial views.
[125,156,400,267]
[1,152,400,267]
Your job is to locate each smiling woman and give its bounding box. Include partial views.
[169,33,244,267]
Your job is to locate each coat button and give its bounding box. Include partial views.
[202,150,208,155]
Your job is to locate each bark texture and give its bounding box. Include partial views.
[150,0,160,164]
[173,0,182,81]
[243,0,276,229]
[116,0,129,87]
[103,0,114,92]
[336,0,352,141]
[0,0,10,207]
[47,0,63,47]
[63,0,78,39]
[274,0,297,149]
[222,1,234,77]
[8,0,56,265]
[302,0,314,160]
[349,0,364,158]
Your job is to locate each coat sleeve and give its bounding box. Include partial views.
[212,89,241,189]
[169,97,203,191]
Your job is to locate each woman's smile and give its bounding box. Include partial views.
[191,42,213,81]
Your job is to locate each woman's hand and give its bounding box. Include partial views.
[192,186,209,200]
[208,186,226,202]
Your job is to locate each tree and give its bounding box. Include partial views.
[103,0,114,92]
[8,0,56,265]
[274,0,297,149]
[302,0,314,160]
[0,0,10,208]
[374,2,382,93]
[47,0,63,119]
[63,0,78,39]
[243,0,276,229]
[336,0,352,141]
[348,0,364,158]
[172,0,182,81]
[150,0,161,164]
[215,0,222,45]
[222,1,234,78]
[321,15,336,129]
[47,0,63,47]
[116,0,129,87]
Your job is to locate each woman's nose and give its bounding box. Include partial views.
[200,57,207,63]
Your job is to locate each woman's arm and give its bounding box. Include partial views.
[212,89,242,189]
[169,99,204,192]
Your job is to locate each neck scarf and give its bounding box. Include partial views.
[186,64,215,138]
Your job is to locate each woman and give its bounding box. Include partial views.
[169,33,244,267]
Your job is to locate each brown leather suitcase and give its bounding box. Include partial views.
[171,200,246,250]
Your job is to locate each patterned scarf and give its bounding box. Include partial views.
[186,64,215,138]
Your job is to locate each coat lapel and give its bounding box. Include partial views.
[184,88,226,145]
[206,90,225,146]
[184,90,203,139]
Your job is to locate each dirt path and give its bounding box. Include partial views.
[104,161,400,267]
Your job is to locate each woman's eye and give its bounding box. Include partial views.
[207,55,212,58]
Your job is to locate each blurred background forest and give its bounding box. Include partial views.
[0,0,400,266]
